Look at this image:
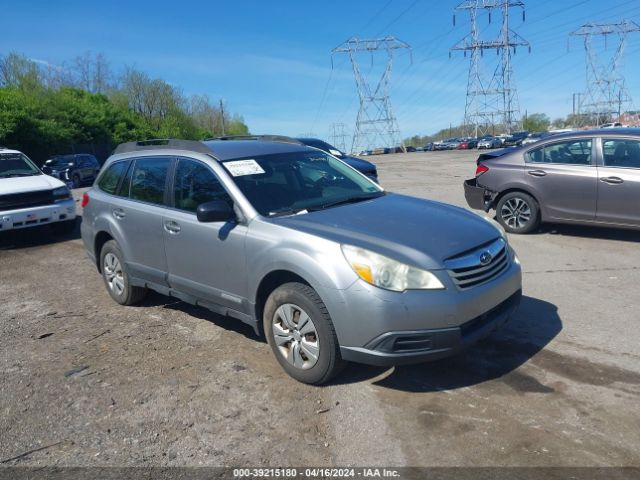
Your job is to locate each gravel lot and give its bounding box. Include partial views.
[1,149,639,468]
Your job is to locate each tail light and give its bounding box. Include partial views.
[475,164,489,176]
[81,192,90,208]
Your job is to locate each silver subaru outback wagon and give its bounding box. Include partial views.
[81,137,522,384]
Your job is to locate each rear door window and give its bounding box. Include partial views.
[128,157,171,205]
[602,139,640,169]
[97,161,128,195]
[526,139,593,165]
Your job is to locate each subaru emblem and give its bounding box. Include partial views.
[479,251,493,265]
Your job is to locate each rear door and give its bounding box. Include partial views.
[113,156,172,286]
[596,137,640,226]
[524,138,597,221]
[162,158,249,313]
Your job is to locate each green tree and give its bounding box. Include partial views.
[522,113,550,132]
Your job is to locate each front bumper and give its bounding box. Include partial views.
[0,199,76,232]
[340,289,521,366]
[320,257,522,366]
[464,178,496,211]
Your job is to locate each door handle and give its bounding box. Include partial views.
[600,176,624,185]
[112,208,126,219]
[164,220,181,234]
[527,170,547,177]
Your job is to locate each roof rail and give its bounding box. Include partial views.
[113,139,213,155]
[204,135,303,145]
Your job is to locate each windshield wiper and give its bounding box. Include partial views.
[307,191,385,212]
[268,207,309,218]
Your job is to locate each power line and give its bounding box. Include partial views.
[450,0,531,136]
[332,36,412,152]
[570,19,640,125]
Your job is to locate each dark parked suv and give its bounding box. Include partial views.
[42,154,100,188]
[295,138,378,183]
[464,129,640,233]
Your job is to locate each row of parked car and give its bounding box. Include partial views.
[425,131,552,151]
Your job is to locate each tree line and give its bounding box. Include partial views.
[0,52,249,163]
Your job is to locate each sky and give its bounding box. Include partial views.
[3,0,640,146]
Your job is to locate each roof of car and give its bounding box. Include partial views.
[541,127,640,141]
[202,139,313,161]
[0,147,23,155]
[112,138,315,162]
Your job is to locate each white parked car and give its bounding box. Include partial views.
[0,147,76,234]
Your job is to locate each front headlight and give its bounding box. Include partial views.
[341,245,445,292]
[52,186,71,202]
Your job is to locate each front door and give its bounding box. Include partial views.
[162,158,249,313]
[596,138,640,226]
[524,138,597,221]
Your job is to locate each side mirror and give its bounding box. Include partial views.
[196,200,235,223]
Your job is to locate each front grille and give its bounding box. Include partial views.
[0,189,55,211]
[446,238,510,290]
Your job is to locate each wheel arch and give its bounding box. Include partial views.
[492,186,544,219]
[94,231,114,273]
[254,270,311,337]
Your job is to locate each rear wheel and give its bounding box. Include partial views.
[496,191,540,234]
[264,282,345,385]
[100,240,147,305]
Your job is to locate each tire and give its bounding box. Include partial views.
[100,240,147,305]
[496,191,540,234]
[263,282,346,385]
[52,219,76,235]
[72,174,81,189]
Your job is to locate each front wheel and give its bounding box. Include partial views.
[496,191,540,234]
[263,282,345,385]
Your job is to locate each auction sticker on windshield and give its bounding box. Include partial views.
[224,160,265,176]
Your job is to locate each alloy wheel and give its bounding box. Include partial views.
[500,197,532,230]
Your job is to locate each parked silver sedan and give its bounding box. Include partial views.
[464,129,640,233]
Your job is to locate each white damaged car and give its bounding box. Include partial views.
[0,147,76,234]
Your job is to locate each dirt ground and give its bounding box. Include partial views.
[1,150,639,468]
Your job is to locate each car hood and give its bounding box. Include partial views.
[340,155,376,174]
[0,174,65,195]
[271,193,502,270]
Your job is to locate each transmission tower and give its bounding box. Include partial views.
[570,20,640,126]
[451,1,530,136]
[332,37,411,153]
[329,122,349,152]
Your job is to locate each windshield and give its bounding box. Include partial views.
[45,157,74,168]
[0,153,42,178]
[222,151,383,217]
